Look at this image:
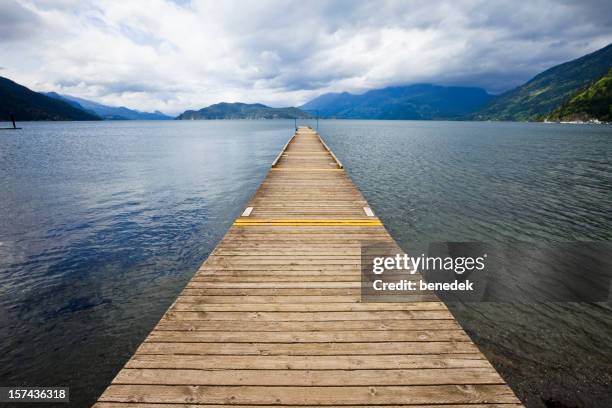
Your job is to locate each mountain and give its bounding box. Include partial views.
[300,84,493,119]
[300,92,356,117]
[474,43,612,121]
[0,76,100,121]
[46,92,172,120]
[544,68,612,122]
[176,102,312,120]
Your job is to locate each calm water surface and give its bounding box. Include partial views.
[0,120,610,407]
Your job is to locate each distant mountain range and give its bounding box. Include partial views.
[45,92,172,120]
[176,102,312,120]
[473,43,612,121]
[301,84,493,120]
[0,76,171,121]
[0,76,100,121]
[298,43,611,122]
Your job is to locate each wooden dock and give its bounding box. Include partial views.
[95,127,523,407]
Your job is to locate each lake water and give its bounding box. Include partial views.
[0,120,610,407]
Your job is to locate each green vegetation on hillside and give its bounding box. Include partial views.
[176,102,312,120]
[474,43,612,121]
[544,69,612,122]
[0,76,100,121]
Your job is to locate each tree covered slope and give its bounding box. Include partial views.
[0,76,100,121]
[544,69,612,122]
[474,43,612,121]
[176,102,312,119]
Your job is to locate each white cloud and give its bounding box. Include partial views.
[1,0,610,115]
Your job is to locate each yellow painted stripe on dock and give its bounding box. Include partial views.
[235,219,381,223]
[270,168,343,171]
[233,223,383,227]
[234,218,383,227]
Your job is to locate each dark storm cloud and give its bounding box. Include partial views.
[219,0,612,94]
[0,1,41,42]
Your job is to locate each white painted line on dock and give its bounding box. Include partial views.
[363,207,375,217]
[242,207,254,217]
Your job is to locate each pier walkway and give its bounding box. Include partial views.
[95,127,522,407]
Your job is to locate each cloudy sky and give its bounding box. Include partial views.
[1,0,611,114]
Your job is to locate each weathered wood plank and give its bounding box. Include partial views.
[154,319,461,332]
[146,329,470,343]
[114,368,504,386]
[170,301,447,311]
[95,404,523,408]
[135,341,479,355]
[125,354,489,370]
[99,384,521,405]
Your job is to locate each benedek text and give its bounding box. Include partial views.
[372,279,474,291]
